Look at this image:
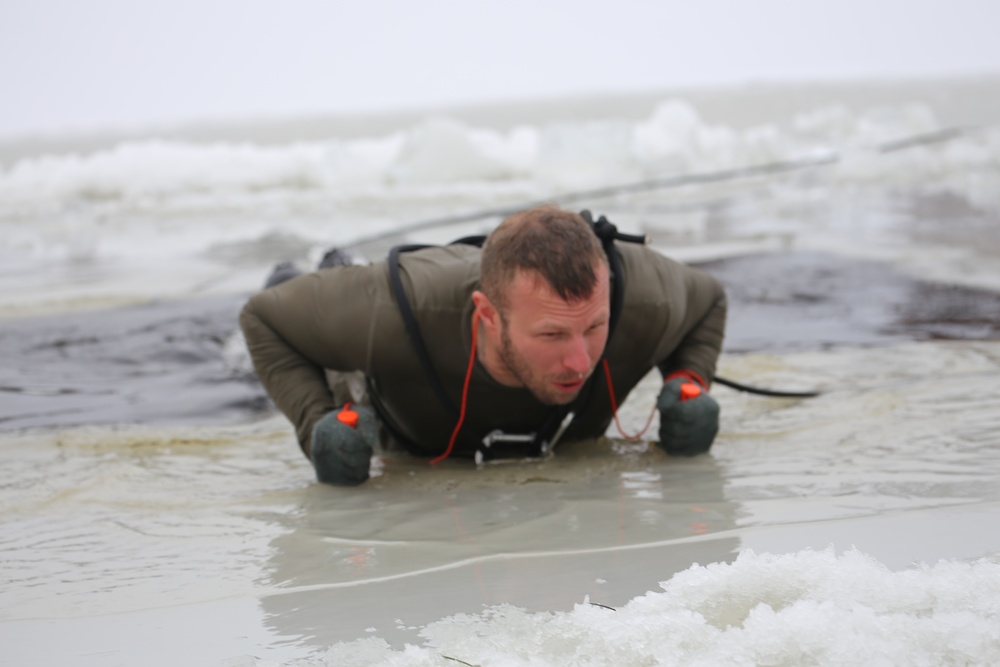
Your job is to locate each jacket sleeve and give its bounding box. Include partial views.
[238,266,379,453]
[654,262,727,386]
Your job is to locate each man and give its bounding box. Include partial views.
[240,206,727,485]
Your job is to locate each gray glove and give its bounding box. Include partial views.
[656,374,720,456]
[310,404,378,486]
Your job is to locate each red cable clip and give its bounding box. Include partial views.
[336,402,359,429]
[679,382,702,402]
[665,370,708,402]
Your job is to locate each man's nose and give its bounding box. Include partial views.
[561,336,592,374]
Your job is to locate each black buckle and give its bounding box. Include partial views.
[475,431,539,464]
[474,412,575,465]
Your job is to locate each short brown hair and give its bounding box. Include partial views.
[480,206,607,312]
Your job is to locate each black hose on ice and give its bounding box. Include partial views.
[713,375,821,398]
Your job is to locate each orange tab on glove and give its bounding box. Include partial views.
[336,402,360,429]
[664,370,708,402]
[657,370,719,457]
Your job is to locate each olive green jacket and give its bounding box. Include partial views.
[239,243,726,457]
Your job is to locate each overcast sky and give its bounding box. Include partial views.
[2,0,999,137]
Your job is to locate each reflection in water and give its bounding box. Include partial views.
[256,339,1000,654]
[257,440,741,650]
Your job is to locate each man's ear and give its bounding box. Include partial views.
[472,290,500,332]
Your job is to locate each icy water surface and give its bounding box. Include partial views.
[2,339,1000,665]
[2,80,1000,665]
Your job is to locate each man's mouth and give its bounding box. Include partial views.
[554,377,585,392]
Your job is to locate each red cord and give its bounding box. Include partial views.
[431,311,480,464]
[603,359,658,440]
[434,320,672,459]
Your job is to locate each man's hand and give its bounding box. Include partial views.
[656,372,719,456]
[310,404,378,485]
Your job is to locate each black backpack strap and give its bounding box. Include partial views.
[386,235,489,423]
[388,245,459,422]
[580,209,646,337]
[387,243,481,453]
[448,235,488,248]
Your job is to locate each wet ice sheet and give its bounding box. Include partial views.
[2,340,999,664]
[2,84,999,665]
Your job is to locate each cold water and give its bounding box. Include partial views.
[1,79,999,665]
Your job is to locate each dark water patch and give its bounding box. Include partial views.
[0,294,266,432]
[898,191,1000,253]
[890,282,1000,340]
[697,251,1000,353]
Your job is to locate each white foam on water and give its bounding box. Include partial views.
[0,101,994,246]
[3,101,992,215]
[1,96,997,315]
[309,548,1000,667]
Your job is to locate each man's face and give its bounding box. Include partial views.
[495,265,611,405]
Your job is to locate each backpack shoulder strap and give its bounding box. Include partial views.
[387,244,461,423]
[580,209,647,337]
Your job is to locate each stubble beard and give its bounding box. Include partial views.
[498,318,583,406]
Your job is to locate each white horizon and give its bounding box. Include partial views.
[2,0,1000,137]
